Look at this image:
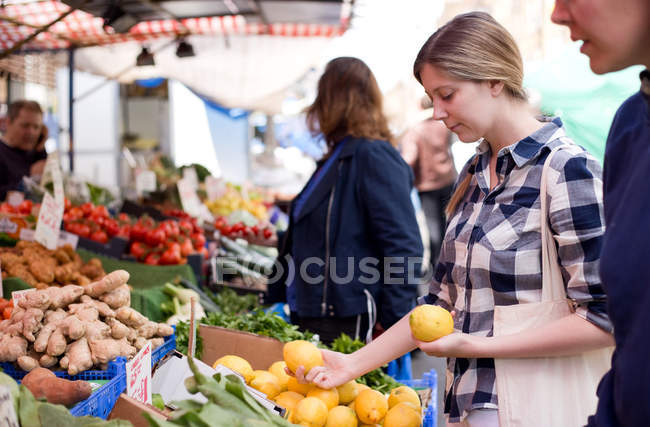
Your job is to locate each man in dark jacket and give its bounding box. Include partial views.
[0,100,47,199]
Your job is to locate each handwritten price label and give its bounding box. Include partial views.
[205,176,226,201]
[177,178,203,220]
[34,192,64,250]
[11,289,36,307]
[136,169,157,195]
[126,341,152,404]
[182,167,199,190]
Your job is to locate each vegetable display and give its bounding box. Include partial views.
[0,241,105,289]
[128,216,207,265]
[21,367,92,406]
[63,202,130,243]
[0,269,173,375]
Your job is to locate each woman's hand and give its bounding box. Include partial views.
[287,349,356,390]
[414,333,484,358]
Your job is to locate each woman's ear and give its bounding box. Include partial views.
[488,80,505,97]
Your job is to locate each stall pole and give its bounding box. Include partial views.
[68,46,75,172]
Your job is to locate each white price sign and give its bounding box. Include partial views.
[6,192,24,207]
[11,289,35,308]
[136,169,157,195]
[177,178,203,220]
[205,176,226,201]
[34,192,64,250]
[126,341,152,404]
[182,167,199,190]
[0,386,19,427]
[35,153,64,250]
[58,230,79,250]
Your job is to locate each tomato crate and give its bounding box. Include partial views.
[398,369,438,427]
[69,371,126,419]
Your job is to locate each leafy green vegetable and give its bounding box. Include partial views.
[210,288,260,315]
[175,320,203,358]
[330,333,403,393]
[152,393,165,411]
[202,310,315,344]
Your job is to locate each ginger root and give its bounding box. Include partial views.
[99,284,130,309]
[83,270,129,298]
[66,338,93,376]
[116,306,147,328]
[89,338,136,364]
[0,335,28,361]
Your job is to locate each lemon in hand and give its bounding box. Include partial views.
[409,304,454,342]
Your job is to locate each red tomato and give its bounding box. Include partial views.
[191,232,206,249]
[251,225,259,235]
[68,207,84,220]
[263,229,273,239]
[93,205,109,218]
[90,230,108,244]
[81,202,94,217]
[144,253,160,265]
[118,213,131,223]
[104,219,119,237]
[160,247,181,265]
[17,199,33,215]
[77,223,91,238]
[117,224,131,238]
[130,242,147,260]
[130,223,147,242]
[0,203,14,214]
[3,306,13,320]
[145,228,166,247]
[64,198,72,211]
[180,238,194,257]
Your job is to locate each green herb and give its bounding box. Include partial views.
[175,320,203,358]
[210,288,260,315]
[202,310,315,343]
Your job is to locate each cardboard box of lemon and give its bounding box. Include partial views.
[213,339,427,427]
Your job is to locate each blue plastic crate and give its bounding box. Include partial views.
[69,371,126,419]
[398,369,438,427]
[387,352,413,380]
[152,328,176,367]
[0,357,126,381]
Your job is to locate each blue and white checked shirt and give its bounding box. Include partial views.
[419,118,612,422]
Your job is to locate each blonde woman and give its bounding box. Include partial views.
[293,12,614,426]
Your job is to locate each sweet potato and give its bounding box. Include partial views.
[22,367,92,406]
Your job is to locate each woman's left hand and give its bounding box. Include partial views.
[414,333,484,358]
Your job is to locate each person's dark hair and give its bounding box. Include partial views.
[306,57,392,151]
[8,100,43,121]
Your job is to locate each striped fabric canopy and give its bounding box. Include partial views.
[0,0,348,52]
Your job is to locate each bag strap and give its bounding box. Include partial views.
[540,146,565,302]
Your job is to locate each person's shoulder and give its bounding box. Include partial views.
[545,137,602,180]
[356,137,398,157]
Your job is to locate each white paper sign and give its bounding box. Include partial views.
[57,230,79,250]
[0,217,18,234]
[177,178,203,220]
[126,341,152,404]
[136,170,157,195]
[182,167,199,190]
[35,153,64,250]
[205,176,226,201]
[34,192,64,250]
[6,192,24,207]
[0,386,19,427]
[19,228,35,241]
[11,289,35,307]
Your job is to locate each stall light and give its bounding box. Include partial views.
[136,47,155,66]
[102,4,138,33]
[175,39,195,58]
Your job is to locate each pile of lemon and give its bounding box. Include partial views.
[204,186,268,219]
[213,340,423,427]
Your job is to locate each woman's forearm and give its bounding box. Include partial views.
[348,313,418,378]
[474,313,614,358]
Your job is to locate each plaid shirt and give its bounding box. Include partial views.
[419,118,612,422]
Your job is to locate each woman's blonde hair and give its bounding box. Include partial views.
[413,12,526,217]
[306,57,392,151]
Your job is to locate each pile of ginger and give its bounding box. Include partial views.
[0,269,173,376]
[0,241,106,289]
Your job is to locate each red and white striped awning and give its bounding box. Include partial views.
[0,0,348,52]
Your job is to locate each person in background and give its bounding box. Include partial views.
[255,57,423,346]
[551,1,650,425]
[0,100,47,200]
[294,13,614,426]
[400,102,456,271]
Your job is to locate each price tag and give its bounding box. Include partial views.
[35,153,64,250]
[182,167,199,190]
[58,230,79,250]
[0,217,18,234]
[11,289,35,307]
[135,169,157,195]
[126,341,152,404]
[35,192,64,250]
[19,228,35,241]
[0,386,19,427]
[205,176,226,201]
[177,178,203,220]
[6,192,24,207]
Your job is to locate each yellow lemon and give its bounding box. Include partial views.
[326,405,358,427]
[337,380,359,404]
[213,355,254,383]
[268,361,291,391]
[275,391,304,423]
[387,386,421,410]
[355,383,371,393]
[409,304,454,342]
[348,400,356,411]
[294,396,329,427]
[307,386,340,410]
[283,340,324,375]
[354,389,388,424]
[250,370,282,399]
[383,402,422,427]
[288,376,314,395]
